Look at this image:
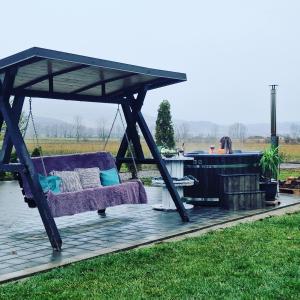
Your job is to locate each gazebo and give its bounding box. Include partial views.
[0,47,189,250]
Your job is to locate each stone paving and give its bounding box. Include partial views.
[0,180,299,282]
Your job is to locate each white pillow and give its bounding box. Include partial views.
[50,170,83,193]
[75,167,101,189]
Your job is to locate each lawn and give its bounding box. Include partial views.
[1,213,299,299]
[279,168,300,181]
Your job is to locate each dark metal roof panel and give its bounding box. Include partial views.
[0,47,187,81]
[0,47,186,100]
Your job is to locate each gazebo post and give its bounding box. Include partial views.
[0,115,3,133]
[116,93,146,170]
[116,90,189,222]
[121,103,144,159]
[0,74,62,251]
[0,95,25,163]
[130,90,190,222]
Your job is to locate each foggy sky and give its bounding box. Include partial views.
[1,0,299,126]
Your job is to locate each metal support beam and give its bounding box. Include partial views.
[130,90,189,222]
[12,89,130,105]
[0,69,17,134]
[121,104,144,158]
[116,93,146,170]
[0,163,26,172]
[0,80,3,133]
[0,95,25,163]
[0,75,62,250]
[116,158,155,165]
[0,56,44,74]
[47,61,53,93]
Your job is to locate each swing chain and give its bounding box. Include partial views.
[103,104,120,151]
[23,97,47,176]
[103,104,139,178]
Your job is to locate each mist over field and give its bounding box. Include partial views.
[25,114,300,140]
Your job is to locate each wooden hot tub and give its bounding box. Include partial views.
[183,151,262,199]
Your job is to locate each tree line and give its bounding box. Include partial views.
[1,102,300,144]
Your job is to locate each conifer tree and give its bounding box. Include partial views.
[155,100,175,149]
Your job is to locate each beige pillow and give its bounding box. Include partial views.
[75,167,101,189]
[50,171,83,193]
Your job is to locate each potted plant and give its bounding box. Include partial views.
[259,146,283,201]
[160,147,178,158]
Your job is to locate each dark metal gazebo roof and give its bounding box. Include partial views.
[0,47,186,103]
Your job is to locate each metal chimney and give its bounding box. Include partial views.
[270,84,279,148]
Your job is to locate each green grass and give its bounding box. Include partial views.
[279,168,300,181]
[1,213,300,299]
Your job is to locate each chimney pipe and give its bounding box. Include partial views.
[270,84,279,149]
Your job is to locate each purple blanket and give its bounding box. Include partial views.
[48,180,147,217]
[21,152,147,217]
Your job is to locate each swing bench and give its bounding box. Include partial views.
[0,47,188,250]
[19,152,148,217]
[18,99,147,217]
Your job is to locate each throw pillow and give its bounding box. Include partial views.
[38,174,62,194]
[75,167,101,189]
[100,168,120,186]
[50,170,83,193]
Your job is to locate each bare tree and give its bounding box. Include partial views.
[175,125,181,143]
[96,119,108,142]
[290,123,300,139]
[61,124,69,139]
[74,115,83,142]
[210,124,219,139]
[52,124,59,138]
[175,122,191,143]
[180,122,190,141]
[113,124,123,139]
[229,123,247,142]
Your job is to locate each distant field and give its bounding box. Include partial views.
[184,141,300,162]
[23,139,300,162]
[25,139,123,156]
[0,138,299,181]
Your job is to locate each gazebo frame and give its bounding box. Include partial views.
[0,48,189,250]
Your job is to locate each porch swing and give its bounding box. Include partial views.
[19,98,147,217]
[0,47,188,250]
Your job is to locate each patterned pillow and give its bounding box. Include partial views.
[75,167,101,189]
[50,171,83,193]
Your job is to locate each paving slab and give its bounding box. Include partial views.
[0,180,299,283]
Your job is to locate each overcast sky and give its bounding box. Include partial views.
[1,1,299,126]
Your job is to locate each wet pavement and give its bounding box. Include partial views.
[0,180,299,282]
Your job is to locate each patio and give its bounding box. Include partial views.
[0,180,299,283]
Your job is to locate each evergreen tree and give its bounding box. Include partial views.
[155,100,175,149]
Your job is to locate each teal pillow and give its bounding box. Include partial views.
[100,168,120,186]
[38,174,62,194]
